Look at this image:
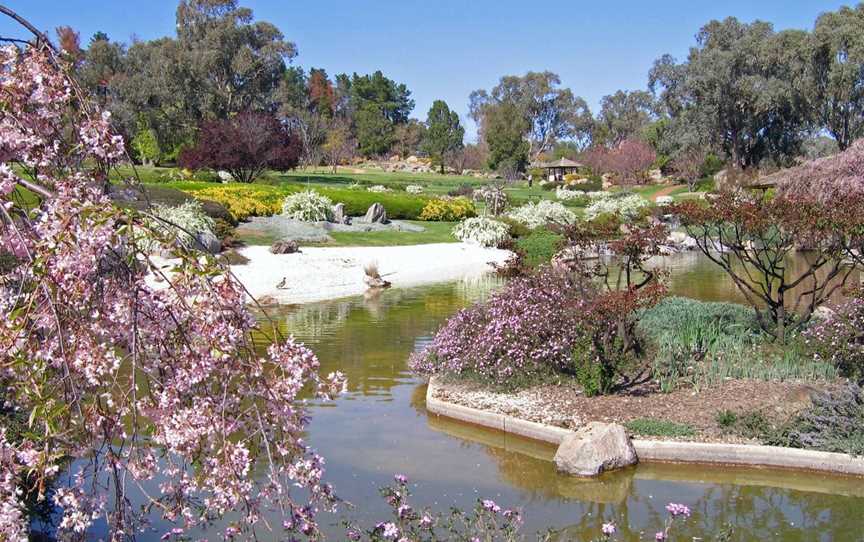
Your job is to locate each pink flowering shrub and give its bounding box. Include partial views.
[0,42,345,540]
[410,269,589,384]
[804,293,864,381]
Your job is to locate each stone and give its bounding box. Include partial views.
[648,169,664,182]
[812,305,836,320]
[194,231,222,254]
[217,170,233,182]
[332,203,350,225]
[554,422,637,477]
[270,239,300,254]
[362,202,389,224]
[655,195,674,206]
[406,155,420,163]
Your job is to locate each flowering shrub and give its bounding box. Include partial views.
[367,184,392,193]
[804,295,864,380]
[452,217,511,247]
[143,200,215,252]
[507,200,577,229]
[475,184,509,216]
[586,191,613,201]
[655,195,674,206]
[419,197,477,221]
[555,187,589,204]
[282,189,334,221]
[191,184,286,220]
[405,184,424,194]
[585,193,650,222]
[0,42,345,540]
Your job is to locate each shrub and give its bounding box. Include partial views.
[554,187,589,206]
[143,200,215,252]
[585,193,650,222]
[624,418,695,438]
[715,409,738,428]
[191,184,286,221]
[419,197,477,221]
[475,185,509,216]
[282,190,334,222]
[656,195,674,206]
[515,229,564,268]
[314,186,427,219]
[410,269,589,384]
[495,216,531,239]
[774,385,864,455]
[452,217,510,248]
[405,185,424,194]
[367,184,392,193]
[803,295,864,381]
[586,190,613,201]
[448,183,474,197]
[507,200,577,229]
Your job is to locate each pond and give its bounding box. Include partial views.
[72,253,863,540]
[247,260,863,541]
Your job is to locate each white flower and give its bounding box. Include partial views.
[453,217,510,247]
[507,200,577,229]
[585,194,650,222]
[282,190,334,222]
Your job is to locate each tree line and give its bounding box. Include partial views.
[62,0,864,179]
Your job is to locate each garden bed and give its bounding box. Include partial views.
[430,377,841,444]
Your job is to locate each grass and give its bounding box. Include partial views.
[624,418,695,438]
[323,221,456,247]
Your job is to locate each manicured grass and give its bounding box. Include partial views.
[624,418,695,438]
[325,221,457,247]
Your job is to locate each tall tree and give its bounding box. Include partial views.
[485,102,530,178]
[339,70,414,156]
[422,100,464,174]
[808,4,864,150]
[596,90,655,146]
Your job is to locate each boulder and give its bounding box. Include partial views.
[553,422,637,477]
[362,202,389,224]
[270,239,300,254]
[648,169,664,182]
[332,203,350,225]
[217,170,233,182]
[194,231,222,254]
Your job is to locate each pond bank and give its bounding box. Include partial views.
[229,243,511,304]
[426,377,864,477]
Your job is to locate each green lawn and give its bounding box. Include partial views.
[235,220,457,248]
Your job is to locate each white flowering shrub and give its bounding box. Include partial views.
[555,187,588,204]
[282,190,334,221]
[142,200,216,252]
[507,200,577,229]
[586,191,613,201]
[656,195,674,206]
[585,194,650,221]
[367,184,392,193]
[453,217,511,247]
[405,185,424,194]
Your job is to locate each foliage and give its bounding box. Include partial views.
[178,111,301,183]
[448,183,474,198]
[143,200,216,251]
[581,139,657,183]
[514,230,564,268]
[584,193,650,222]
[0,42,345,540]
[452,217,511,248]
[624,418,695,438]
[776,385,864,455]
[131,120,162,165]
[405,184,424,194]
[595,90,655,146]
[507,200,577,229]
[676,191,864,342]
[554,187,588,205]
[282,189,334,221]
[345,475,524,542]
[419,197,477,222]
[422,100,464,174]
[774,138,864,203]
[484,102,530,177]
[803,293,864,381]
[191,184,286,220]
[367,184,392,193]
[341,70,415,156]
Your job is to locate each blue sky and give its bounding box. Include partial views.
[0,0,851,139]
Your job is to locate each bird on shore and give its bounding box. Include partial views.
[276,277,288,289]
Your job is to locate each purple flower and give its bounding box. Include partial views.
[394,474,408,484]
[665,503,691,517]
[481,499,501,513]
[602,521,616,535]
[656,532,667,541]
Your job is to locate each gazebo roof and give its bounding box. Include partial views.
[535,158,583,169]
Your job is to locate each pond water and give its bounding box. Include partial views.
[73,253,864,540]
[246,261,863,541]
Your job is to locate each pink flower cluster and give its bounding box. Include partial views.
[0,42,346,539]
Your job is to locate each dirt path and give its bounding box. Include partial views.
[650,184,687,201]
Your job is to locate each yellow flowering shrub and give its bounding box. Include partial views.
[419,197,477,221]
[190,185,287,221]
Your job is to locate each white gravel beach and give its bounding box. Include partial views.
[228,243,511,304]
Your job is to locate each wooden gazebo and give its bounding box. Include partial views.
[533,158,583,182]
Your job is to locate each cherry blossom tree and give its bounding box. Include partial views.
[0,32,344,542]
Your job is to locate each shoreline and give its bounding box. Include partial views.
[425,377,864,477]
[228,242,511,304]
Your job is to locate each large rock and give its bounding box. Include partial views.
[554,422,637,477]
[270,239,300,254]
[332,203,350,225]
[194,231,222,254]
[362,202,389,224]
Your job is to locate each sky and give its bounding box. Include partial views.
[0,0,852,140]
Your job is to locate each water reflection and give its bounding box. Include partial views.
[246,269,864,541]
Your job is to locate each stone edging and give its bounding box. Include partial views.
[426,377,864,477]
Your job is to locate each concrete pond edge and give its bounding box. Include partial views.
[425,377,864,477]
